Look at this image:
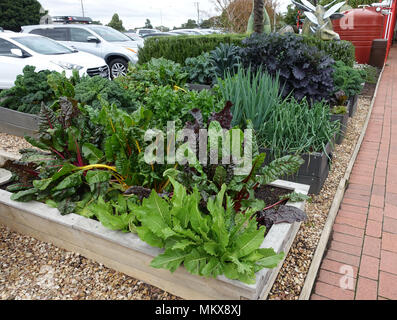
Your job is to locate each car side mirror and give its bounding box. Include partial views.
[10,48,24,57]
[87,36,100,43]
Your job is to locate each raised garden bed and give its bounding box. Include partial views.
[0,171,309,300]
[186,83,212,92]
[330,104,350,145]
[348,95,358,118]
[261,142,333,195]
[0,107,38,138]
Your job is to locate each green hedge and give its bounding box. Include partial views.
[302,35,356,67]
[138,34,247,65]
[138,33,356,67]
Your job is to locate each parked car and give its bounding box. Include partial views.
[123,32,144,48]
[21,24,139,78]
[136,28,160,37]
[142,32,178,39]
[169,29,204,35]
[0,32,109,89]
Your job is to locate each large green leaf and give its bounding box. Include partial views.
[52,171,83,191]
[82,143,104,164]
[150,249,190,273]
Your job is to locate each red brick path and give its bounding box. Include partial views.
[310,47,397,300]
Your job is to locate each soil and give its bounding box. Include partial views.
[0,160,37,191]
[254,185,291,207]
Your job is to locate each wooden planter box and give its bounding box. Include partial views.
[186,83,212,92]
[348,95,358,118]
[260,142,334,195]
[0,170,309,300]
[330,105,350,145]
[0,107,38,138]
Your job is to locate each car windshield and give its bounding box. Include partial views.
[88,26,130,42]
[12,36,73,55]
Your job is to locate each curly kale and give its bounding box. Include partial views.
[0,66,54,114]
[74,76,137,112]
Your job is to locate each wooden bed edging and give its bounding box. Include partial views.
[0,107,39,138]
[0,172,309,300]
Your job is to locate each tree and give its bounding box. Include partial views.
[253,0,264,33]
[156,26,170,32]
[107,14,126,32]
[144,19,153,29]
[0,0,46,32]
[181,19,198,29]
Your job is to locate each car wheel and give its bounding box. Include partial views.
[109,58,128,79]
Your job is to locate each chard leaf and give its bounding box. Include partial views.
[33,178,53,191]
[52,171,83,191]
[86,170,112,185]
[91,197,132,231]
[10,188,38,202]
[82,143,104,164]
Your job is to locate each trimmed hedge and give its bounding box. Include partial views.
[138,34,246,65]
[138,33,356,68]
[302,35,356,67]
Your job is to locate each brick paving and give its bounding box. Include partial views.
[310,47,397,300]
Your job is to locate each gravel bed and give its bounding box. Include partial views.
[0,133,33,155]
[0,226,180,300]
[0,96,371,300]
[268,96,372,300]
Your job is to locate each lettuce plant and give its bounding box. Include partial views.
[131,178,284,284]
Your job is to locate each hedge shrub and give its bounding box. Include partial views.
[138,34,246,65]
[302,35,356,67]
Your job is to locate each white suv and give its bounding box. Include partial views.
[0,33,108,89]
[22,24,140,78]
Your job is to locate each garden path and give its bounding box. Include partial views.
[311,46,397,300]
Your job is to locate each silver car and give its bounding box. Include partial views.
[21,24,140,78]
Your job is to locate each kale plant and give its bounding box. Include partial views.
[0,66,54,114]
[239,33,335,103]
[184,52,217,85]
[209,43,242,80]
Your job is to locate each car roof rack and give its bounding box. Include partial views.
[52,16,93,24]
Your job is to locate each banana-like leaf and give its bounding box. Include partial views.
[305,11,319,25]
[301,0,316,11]
[324,1,346,19]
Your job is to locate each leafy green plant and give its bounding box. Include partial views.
[301,35,356,67]
[142,85,225,131]
[74,75,137,112]
[8,98,168,214]
[132,178,285,284]
[209,43,242,79]
[184,52,216,85]
[261,98,339,157]
[138,34,246,65]
[240,32,335,103]
[331,105,348,115]
[332,60,365,98]
[358,64,378,84]
[217,66,284,138]
[0,66,54,114]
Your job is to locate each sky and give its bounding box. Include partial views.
[38,0,292,30]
